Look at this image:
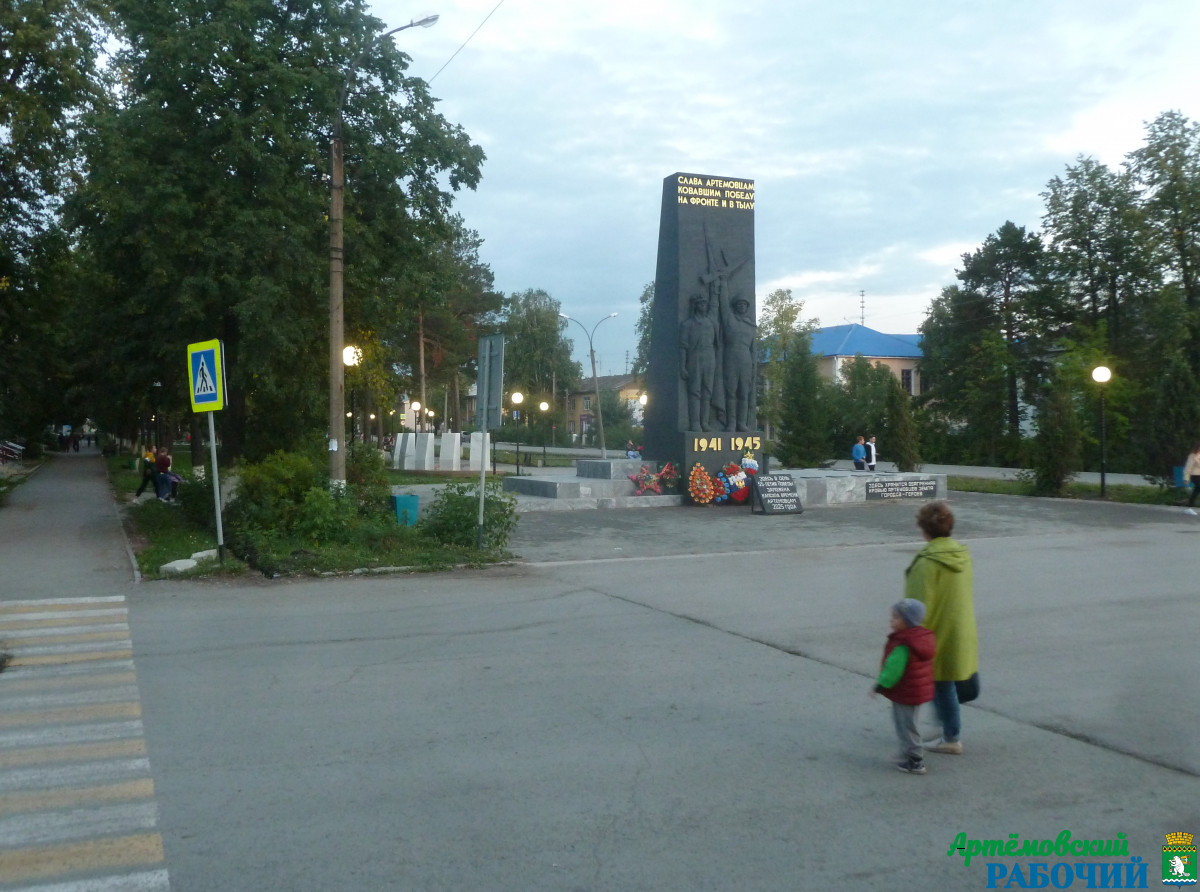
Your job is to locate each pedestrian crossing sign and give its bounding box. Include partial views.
[187,339,226,412]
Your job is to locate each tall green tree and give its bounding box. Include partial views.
[828,355,894,452]
[1042,156,1149,355]
[1,0,108,441]
[775,328,831,467]
[68,0,483,459]
[884,375,921,472]
[957,221,1057,439]
[919,285,1011,465]
[757,288,814,438]
[630,281,654,379]
[1028,370,1082,495]
[1126,111,1200,374]
[500,289,581,402]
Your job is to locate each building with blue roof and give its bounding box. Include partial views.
[809,323,924,394]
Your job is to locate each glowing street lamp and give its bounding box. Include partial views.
[1092,365,1112,498]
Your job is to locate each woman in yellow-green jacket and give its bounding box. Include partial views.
[905,500,977,755]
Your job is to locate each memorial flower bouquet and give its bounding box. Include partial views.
[629,461,683,496]
[722,461,751,503]
[629,464,661,495]
[687,463,715,504]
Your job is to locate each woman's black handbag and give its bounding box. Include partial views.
[955,673,981,703]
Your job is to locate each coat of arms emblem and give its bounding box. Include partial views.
[1164,832,1197,886]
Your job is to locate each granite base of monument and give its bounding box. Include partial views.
[502,461,945,512]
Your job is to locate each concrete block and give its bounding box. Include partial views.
[413,434,436,471]
[439,432,461,471]
[468,432,491,471]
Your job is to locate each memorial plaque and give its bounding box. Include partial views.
[865,478,938,501]
[644,172,757,466]
[750,474,803,515]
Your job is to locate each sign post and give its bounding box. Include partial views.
[475,335,504,549]
[187,339,228,563]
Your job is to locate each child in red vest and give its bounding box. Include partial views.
[873,598,937,774]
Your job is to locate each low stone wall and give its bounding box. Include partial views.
[502,462,946,510]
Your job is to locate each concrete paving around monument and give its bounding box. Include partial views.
[2,452,1197,890]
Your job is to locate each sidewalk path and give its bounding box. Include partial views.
[0,451,169,890]
[0,450,135,602]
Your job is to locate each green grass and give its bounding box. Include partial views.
[948,475,1183,506]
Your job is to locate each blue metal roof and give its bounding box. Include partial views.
[809,323,922,359]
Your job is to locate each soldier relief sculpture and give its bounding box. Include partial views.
[679,226,757,432]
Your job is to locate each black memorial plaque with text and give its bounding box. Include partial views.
[865,479,938,501]
[750,474,803,515]
[644,172,757,466]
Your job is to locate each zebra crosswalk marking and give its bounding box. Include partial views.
[0,596,172,889]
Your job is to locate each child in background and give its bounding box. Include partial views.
[873,598,937,774]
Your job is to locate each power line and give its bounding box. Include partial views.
[428,0,506,84]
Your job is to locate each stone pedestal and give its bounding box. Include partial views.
[413,434,436,471]
[468,432,491,471]
[391,433,415,470]
[439,432,462,471]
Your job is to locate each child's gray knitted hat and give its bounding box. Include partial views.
[893,598,926,627]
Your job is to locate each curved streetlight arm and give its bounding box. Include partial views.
[559,312,618,459]
[337,16,441,128]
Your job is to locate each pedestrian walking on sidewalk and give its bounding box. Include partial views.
[872,598,937,774]
[905,501,977,756]
[1184,442,1200,515]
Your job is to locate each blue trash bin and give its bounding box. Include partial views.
[392,494,419,526]
[1174,466,1186,489]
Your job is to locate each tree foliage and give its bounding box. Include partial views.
[63,0,484,459]
[1,0,108,441]
[631,281,654,378]
[775,328,832,467]
[920,111,1200,475]
[501,289,581,400]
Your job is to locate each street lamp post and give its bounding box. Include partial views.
[560,312,618,459]
[329,15,438,490]
[539,400,549,466]
[1092,365,1112,498]
[343,345,361,457]
[510,392,523,475]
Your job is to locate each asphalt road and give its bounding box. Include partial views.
[2,452,1198,891]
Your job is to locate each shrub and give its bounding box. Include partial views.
[420,479,518,550]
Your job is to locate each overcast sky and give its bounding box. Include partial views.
[375,0,1200,376]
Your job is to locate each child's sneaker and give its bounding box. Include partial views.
[896,757,927,774]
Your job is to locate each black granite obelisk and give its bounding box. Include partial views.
[644,173,757,472]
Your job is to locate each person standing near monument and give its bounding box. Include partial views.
[866,436,878,471]
[852,436,867,470]
[679,293,719,431]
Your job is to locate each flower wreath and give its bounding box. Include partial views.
[723,461,751,503]
[712,470,730,503]
[688,463,715,505]
[629,464,661,495]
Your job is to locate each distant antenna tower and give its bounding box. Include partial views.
[859,290,866,326]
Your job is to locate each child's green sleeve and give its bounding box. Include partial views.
[876,645,909,689]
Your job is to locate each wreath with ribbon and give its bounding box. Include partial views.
[688,463,715,504]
